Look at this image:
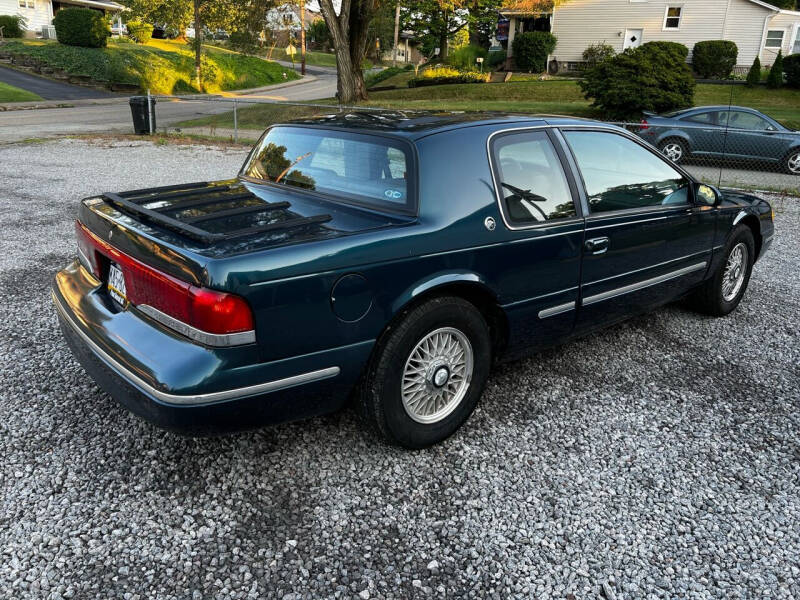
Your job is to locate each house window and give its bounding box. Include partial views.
[18,0,35,7]
[765,30,784,49]
[663,6,682,30]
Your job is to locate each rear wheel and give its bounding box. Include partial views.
[358,296,491,448]
[688,225,755,316]
[659,138,688,164]
[783,149,800,175]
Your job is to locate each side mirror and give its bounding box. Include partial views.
[694,183,720,207]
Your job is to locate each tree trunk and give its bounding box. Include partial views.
[193,0,202,90]
[334,43,366,103]
[319,0,374,104]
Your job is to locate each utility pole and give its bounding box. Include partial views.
[300,0,306,75]
[392,2,400,67]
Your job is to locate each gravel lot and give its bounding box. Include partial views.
[1,139,798,600]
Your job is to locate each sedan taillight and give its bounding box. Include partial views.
[75,221,254,343]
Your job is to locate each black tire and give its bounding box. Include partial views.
[688,224,755,317]
[783,148,800,175]
[358,296,492,448]
[658,138,689,164]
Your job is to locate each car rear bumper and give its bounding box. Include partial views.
[53,259,373,434]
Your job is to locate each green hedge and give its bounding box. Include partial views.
[692,40,738,79]
[53,8,109,48]
[579,41,694,120]
[783,54,800,88]
[126,21,153,45]
[408,69,489,88]
[0,15,25,38]
[512,31,557,72]
[767,50,784,88]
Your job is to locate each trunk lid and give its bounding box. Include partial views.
[78,179,406,286]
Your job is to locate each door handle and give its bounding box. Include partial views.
[585,237,610,254]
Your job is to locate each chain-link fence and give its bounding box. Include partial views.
[143,95,800,196]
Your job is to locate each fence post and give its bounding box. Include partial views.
[233,99,238,144]
[147,89,154,136]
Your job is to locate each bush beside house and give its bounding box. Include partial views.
[784,54,800,87]
[53,8,110,49]
[692,40,738,79]
[581,43,615,69]
[767,50,784,88]
[127,21,154,45]
[512,32,557,72]
[0,15,25,38]
[746,56,762,86]
[579,41,694,120]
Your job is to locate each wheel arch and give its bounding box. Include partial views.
[658,131,693,151]
[387,272,509,358]
[733,211,762,261]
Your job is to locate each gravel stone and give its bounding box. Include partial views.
[0,139,798,599]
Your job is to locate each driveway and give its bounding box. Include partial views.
[0,65,115,100]
[0,139,798,599]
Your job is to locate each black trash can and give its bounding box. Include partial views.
[129,96,156,135]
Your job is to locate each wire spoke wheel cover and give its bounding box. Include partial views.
[722,242,748,302]
[401,327,474,424]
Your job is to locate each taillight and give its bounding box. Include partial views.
[639,119,650,131]
[75,221,102,278]
[75,221,254,344]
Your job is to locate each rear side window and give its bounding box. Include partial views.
[241,127,413,213]
[491,130,576,224]
[564,130,690,213]
[684,112,715,125]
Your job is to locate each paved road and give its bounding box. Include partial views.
[0,63,337,142]
[0,65,116,100]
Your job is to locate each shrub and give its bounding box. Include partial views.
[53,8,109,48]
[512,31,557,72]
[579,41,694,120]
[228,30,258,54]
[486,50,507,69]
[308,19,331,50]
[783,53,800,88]
[446,44,488,71]
[407,66,489,87]
[126,21,153,44]
[692,40,738,79]
[581,42,615,69]
[746,55,762,87]
[767,50,783,88]
[0,15,26,38]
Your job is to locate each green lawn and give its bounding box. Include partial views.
[1,39,298,95]
[176,79,800,131]
[0,81,42,103]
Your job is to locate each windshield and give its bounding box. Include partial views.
[241,126,414,213]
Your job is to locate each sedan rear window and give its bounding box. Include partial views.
[241,126,414,213]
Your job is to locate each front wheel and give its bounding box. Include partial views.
[358,296,491,448]
[688,225,755,317]
[783,149,800,175]
[659,138,688,164]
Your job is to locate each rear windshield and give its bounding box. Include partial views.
[241,126,414,213]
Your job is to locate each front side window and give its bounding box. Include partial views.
[725,111,772,131]
[241,126,413,213]
[491,130,576,224]
[765,30,784,49]
[564,130,690,213]
[664,6,682,29]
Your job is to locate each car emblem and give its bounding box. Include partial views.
[108,229,114,240]
[484,217,496,231]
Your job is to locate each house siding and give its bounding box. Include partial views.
[550,0,775,67]
[763,11,800,63]
[0,0,53,35]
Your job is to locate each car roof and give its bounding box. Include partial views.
[675,105,764,115]
[281,110,606,140]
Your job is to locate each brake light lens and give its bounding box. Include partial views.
[75,221,254,338]
[639,119,650,131]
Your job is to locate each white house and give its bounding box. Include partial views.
[0,0,124,37]
[500,0,800,71]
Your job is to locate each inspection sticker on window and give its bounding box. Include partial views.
[384,189,403,200]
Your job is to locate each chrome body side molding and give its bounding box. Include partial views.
[582,262,707,306]
[538,301,576,319]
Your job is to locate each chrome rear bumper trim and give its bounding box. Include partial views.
[52,290,340,406]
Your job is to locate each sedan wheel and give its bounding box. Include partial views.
[660,140,686,163]
[401,327,474,424]
[721,242,748,302]
[786,150,800,175]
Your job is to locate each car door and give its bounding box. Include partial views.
[558,128,717,332]
[679,110,724,156]
[719,110,787,163]
[488,127,585,354]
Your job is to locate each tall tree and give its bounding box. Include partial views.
[318,0,381,103]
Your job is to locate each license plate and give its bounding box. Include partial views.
[107,262,128,306]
